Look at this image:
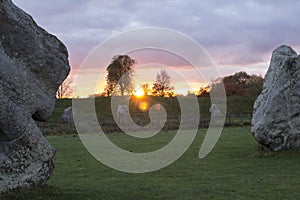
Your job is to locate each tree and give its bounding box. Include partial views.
[196,86,210,97]
[104,81,115,97]
[223,82,245,96]
[56,75,74,99]
[223,71,250,86]
[141,84,150,96]
[210,71,264,97]
[106,55,136,96]
[246,75,264,96]
[152,70,174,97]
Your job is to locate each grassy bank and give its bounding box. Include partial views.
[38,95,258,135]
[3,127,300,199]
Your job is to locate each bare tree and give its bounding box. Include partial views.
[152,70,174,97]
[141,84,150,96]
[56,75,74,99]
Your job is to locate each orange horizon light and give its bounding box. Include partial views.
[134,88,145,98]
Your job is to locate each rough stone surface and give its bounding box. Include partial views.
[252,45,300,151]
[62,107,73,124]
[0,0,70,193]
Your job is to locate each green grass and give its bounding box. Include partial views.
[3,127,300,200]
[48,95,257,123]
[38,95,257,134]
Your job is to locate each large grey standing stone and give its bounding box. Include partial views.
[252,45,300,151]
[0,0,70,193]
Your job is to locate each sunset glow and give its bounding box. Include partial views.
[14,0,300,100]
[134,88,145,98]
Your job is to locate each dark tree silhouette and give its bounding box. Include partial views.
[246,74,264,96]
[223,82,245,96]
[141,84,150,96]
[196,86,210,97]
[152,70,174,97]
[210,71,264,97]
[106,55,136,96]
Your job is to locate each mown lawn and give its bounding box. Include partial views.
[3,127,300,200]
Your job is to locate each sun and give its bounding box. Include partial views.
[134,88,144,98]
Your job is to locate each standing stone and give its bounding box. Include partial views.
[0,0,70,193]
[62,107,74,124]
[252,45,300,151]
[209,104,222,118]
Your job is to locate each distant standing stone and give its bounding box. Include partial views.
[62,107,74,123]
[209,104,222,118]
[252,45,300,151]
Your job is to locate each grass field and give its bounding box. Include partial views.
[38,95,257,135]
[3,127,300,200]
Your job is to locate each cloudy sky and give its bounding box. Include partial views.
[13,0,300,95]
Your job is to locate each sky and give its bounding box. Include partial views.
[13,0,300,96]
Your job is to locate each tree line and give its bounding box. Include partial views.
[56,55,264,98]
[197,71,264,97]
